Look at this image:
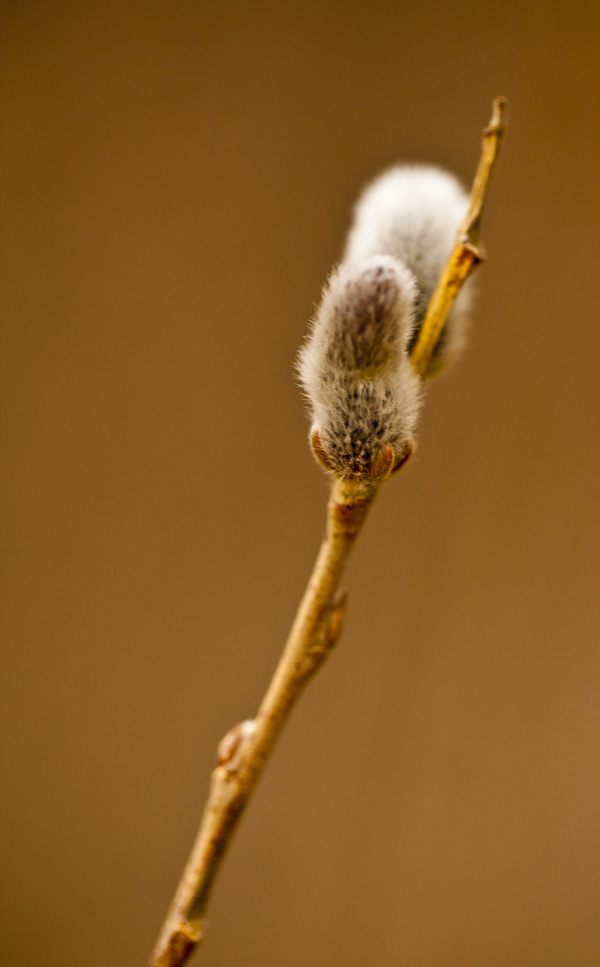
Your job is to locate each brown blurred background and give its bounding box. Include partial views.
[2,2,600,965]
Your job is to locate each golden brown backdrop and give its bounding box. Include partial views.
[3,2,600,965]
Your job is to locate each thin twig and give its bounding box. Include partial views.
[147,97,507,967]
[411,96,507,378]
[149,476,377,967]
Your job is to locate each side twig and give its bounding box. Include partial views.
[411,96,507,377]
[148,96,507,967]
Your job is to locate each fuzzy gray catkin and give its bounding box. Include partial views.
[298,255,421,478]
[298,165,471,479]
[344,164,472,362]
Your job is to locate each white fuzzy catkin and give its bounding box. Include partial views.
[299,164,471,479]
[344,164,472,362]
[298,255,421,478]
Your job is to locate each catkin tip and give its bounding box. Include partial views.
[344,164,474,368]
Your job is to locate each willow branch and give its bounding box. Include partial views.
[149,476,380,967]
[410,96,508,377]
[148,96,507,967]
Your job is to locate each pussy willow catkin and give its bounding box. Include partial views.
[298,165,471,479]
